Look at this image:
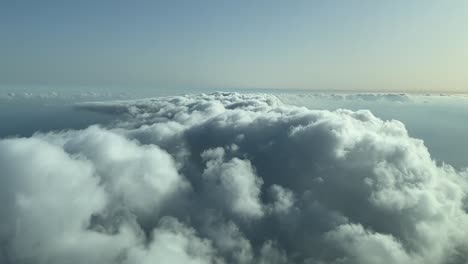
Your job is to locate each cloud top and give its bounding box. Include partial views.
[1,92,468,263]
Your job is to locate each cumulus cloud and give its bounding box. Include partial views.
[201,147,264,219]
[1,92,468,263]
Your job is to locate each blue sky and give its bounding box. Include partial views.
[1,0,468,92]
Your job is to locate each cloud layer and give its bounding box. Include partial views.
[1,92,468,264]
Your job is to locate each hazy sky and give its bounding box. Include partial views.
[1,0,468,92]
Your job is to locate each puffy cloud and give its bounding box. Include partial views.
[0,137,136,264]
[1,92,468,263]
[123,217,221,264]
[266,184,295,214]
[201,147,264,219]
[60,126,188,217]
[202,219,254,264]
[324,223,413,264]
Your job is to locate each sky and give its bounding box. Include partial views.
[1,0,468,92]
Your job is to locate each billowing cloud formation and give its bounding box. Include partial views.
[1,92,468,264]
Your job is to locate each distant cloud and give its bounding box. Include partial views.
[278,92,413,106]
[1,92,468,263]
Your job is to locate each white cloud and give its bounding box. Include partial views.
[1,92,468,263]
[0,137,137,263]
[201,147,264,219]
[266,184,295,214]
[325,223,413,264]
[123,217,221,264]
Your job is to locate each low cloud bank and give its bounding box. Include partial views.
[2,92,468,263]
[278,92,413,104]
